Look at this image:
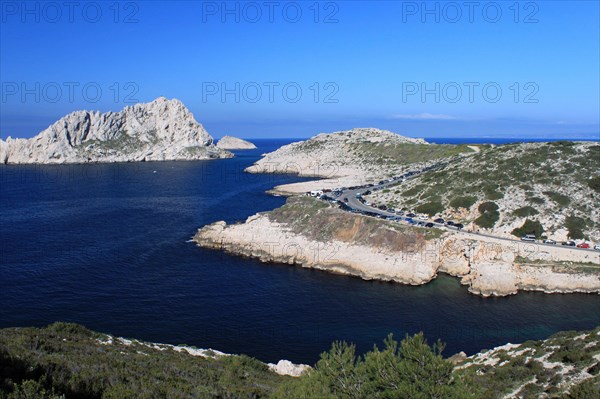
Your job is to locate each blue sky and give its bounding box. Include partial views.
[1,0,599,139]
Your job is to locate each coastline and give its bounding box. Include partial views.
[193,198,600,297]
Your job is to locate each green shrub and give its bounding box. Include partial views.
[512,219,544,238]
[483,185,503,200]
[449,196,477,209]
[528,197,545,204]
[513,206,539,217]
[543,191,571,207]
[474,202,500,229]
[563,378,600,399]
[416,201,444,217]
[276,333,474,399]
[589,176,600,193]
[402,185,425,197]
[478,201,499,213]
[564,215,587,240]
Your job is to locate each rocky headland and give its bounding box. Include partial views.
[216,135,257,150]
[194,196,600,297]
[244,127,476,195]
[0,97,232,164]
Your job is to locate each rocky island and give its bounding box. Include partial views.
[216,135,257,150]
[0,97,232,164]
[195,128,600,297]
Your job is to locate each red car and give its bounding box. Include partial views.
[577,243,591,249]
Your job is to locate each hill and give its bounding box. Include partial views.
[365,141,600,243]
[0,97,232,164]
[1,323,598,398]
[245,128,476,194]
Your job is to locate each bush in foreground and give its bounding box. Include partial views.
[274,333,474,399]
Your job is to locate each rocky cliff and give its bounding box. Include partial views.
[0,97,232,164]
[216,136,256,150]
[194,197,600,297]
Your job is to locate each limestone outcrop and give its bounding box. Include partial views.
[193,199,600,297]
[216,136,256,150]
[0,97,232,164]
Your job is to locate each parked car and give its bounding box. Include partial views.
[343,198,348,202]
[543,239,557,245]
[405,217,414,223]
[521,234,536,242]
[417,214,428,220]
[562,240,576,247]
[425,222,434,228]
[378,205,387,210]
[446,221,455,226]
[594,244,600,251]
[454,223,464,230]
[577,243,591,249]
[406,213,416,218]
[434,218,444,224]
[416,221,425,226]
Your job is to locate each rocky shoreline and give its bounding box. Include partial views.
[193,198,600,297]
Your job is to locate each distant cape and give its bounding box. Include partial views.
[216,136,257,150]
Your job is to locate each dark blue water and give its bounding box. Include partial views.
[1,138,599,364]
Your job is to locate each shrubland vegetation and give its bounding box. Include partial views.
[2,323,598,399]
[367,141,599,241]
[268,196,443,245]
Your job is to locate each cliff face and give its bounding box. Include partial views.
[0,97,232,164]
[216,136,257,150]
[194,197,600,297]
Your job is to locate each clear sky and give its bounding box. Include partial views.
[1,0,599,139]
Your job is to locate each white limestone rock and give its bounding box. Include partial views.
[216,136,256,150]
[268,359,311,377]
[1,97,232,164]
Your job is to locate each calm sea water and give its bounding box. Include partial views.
[1,138,599,364]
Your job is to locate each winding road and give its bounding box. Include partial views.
[328,166,599,257]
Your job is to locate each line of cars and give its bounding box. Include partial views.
[521,234,600,250]
[309,161,600,251]
[327,161,450,198]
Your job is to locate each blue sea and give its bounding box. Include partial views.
[1,138,599,364]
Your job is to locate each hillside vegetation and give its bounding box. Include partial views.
[367,141,600,242]
[2,323,598,398]
[268,196,443,246]
[247,128,476,180]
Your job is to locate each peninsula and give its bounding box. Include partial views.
[195,129,600,297]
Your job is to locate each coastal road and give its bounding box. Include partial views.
[332,170,599,256]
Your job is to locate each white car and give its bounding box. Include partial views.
[595,244,600,251]
[521,234,536,242]
[543,239,557,245]
[418,214,429,220]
